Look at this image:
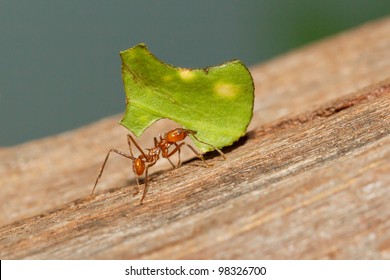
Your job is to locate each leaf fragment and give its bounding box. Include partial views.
[120,43,254,152]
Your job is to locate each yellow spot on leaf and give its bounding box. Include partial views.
[215,83,238,99]
[179,69,195,80]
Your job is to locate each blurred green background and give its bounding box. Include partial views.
[1,0,390,146]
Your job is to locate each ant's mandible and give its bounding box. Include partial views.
[91,128,226,204]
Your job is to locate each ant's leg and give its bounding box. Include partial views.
[165,142,185,168]
[92,149,134,195]
[139,172,148,205]
[191,134,226,160]
[154,137,158,147]
[139,161,157,205]
[166,157,176,169]
[185,143,212,167]
[127,134,148,158]
[176,143,182,167]
[132,176,140,196]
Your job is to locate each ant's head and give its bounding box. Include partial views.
[185,129,197,135]
[166,128,197,143]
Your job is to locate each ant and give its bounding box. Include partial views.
[91,128,226,204]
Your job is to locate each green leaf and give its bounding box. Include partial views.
[120,43,254,152]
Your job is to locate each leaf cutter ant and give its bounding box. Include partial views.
[91,128,226,204]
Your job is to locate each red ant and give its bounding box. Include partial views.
[91,128,226,204]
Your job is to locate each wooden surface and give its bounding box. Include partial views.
[1,17,390,259]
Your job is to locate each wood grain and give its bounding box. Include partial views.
[1,17,390,259]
